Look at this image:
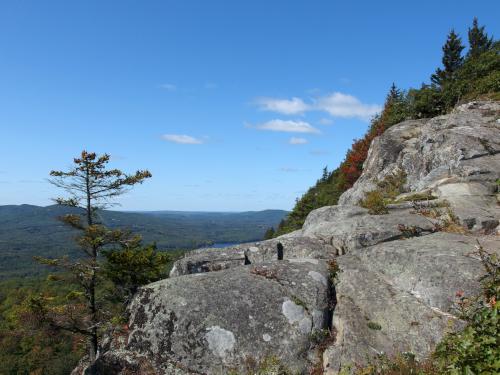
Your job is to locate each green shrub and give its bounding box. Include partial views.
[433,243,500,374]
[346,353,439,375]
[328,259,341,284]
[256,356,293,375]
[367,321,382,330]
[360,190,389,215]
[395,191,437,203]
[360,171,408,214]
[290,295,308,311]
[376,171,407,200]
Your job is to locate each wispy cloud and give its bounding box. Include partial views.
[255,97,309,115]
[159,83,177,91]
[250,119,320,134]
[315,92,380,120]
[289,137,308,145]
[254,92,381,121]
[161,134,204,144]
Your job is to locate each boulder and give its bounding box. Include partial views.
[92,260,334,374]
[324,233,500,373]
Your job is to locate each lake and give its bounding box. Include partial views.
[206,242,242,248]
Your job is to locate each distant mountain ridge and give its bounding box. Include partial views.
[0,204,287,278]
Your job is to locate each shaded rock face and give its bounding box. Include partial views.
[80,102,500,374]
[339,101,500,232]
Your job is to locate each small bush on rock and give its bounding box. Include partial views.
[256,356,293,375]
[395,191,437,203]
[343,353,439,375]
[367,321,382,330]
[360,190,389,215]
[376,170,407,200]
[328,259,341,285]
[433,243,499,374]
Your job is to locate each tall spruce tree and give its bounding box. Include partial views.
[431,29,465,87]
[467,17,493,58]
[387,82,399,102]
[35,151,151,362]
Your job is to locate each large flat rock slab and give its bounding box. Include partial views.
[324,232,500,373]
[301,205,436,254]
[92,260,334,374]
[170,236,335,277]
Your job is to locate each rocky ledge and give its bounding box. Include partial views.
[76,101,500,374]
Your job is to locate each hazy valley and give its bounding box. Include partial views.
[0,204,287,278]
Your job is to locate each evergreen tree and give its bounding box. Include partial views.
[321,166,329,183]
[34,151,151,362]
[263,227,275,240]
[387,82,400,103]
[467,17,493,58]
[431,30,465,86]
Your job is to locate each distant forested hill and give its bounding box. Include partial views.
[0,204,287,278]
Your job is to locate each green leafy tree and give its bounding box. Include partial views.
[35,151,151,362]
[467,17,493,58]
[432,30,465,87]
[103,242,170,307]
[408,84,445,118]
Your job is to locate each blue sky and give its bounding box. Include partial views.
[0,1,498,211]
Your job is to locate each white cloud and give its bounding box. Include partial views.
[159,83,177,91]
[289,137,308,145]
[315,92,381,120]
[161,134,204,144]
[318,118,333,125]
[255,97,309,115]
[253,92,381,121]
[251,119,320,134]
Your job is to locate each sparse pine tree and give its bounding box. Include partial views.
[34,151,151,362]
[431,30,465,86]
[387,82,400,103]
[467,17,493,58]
